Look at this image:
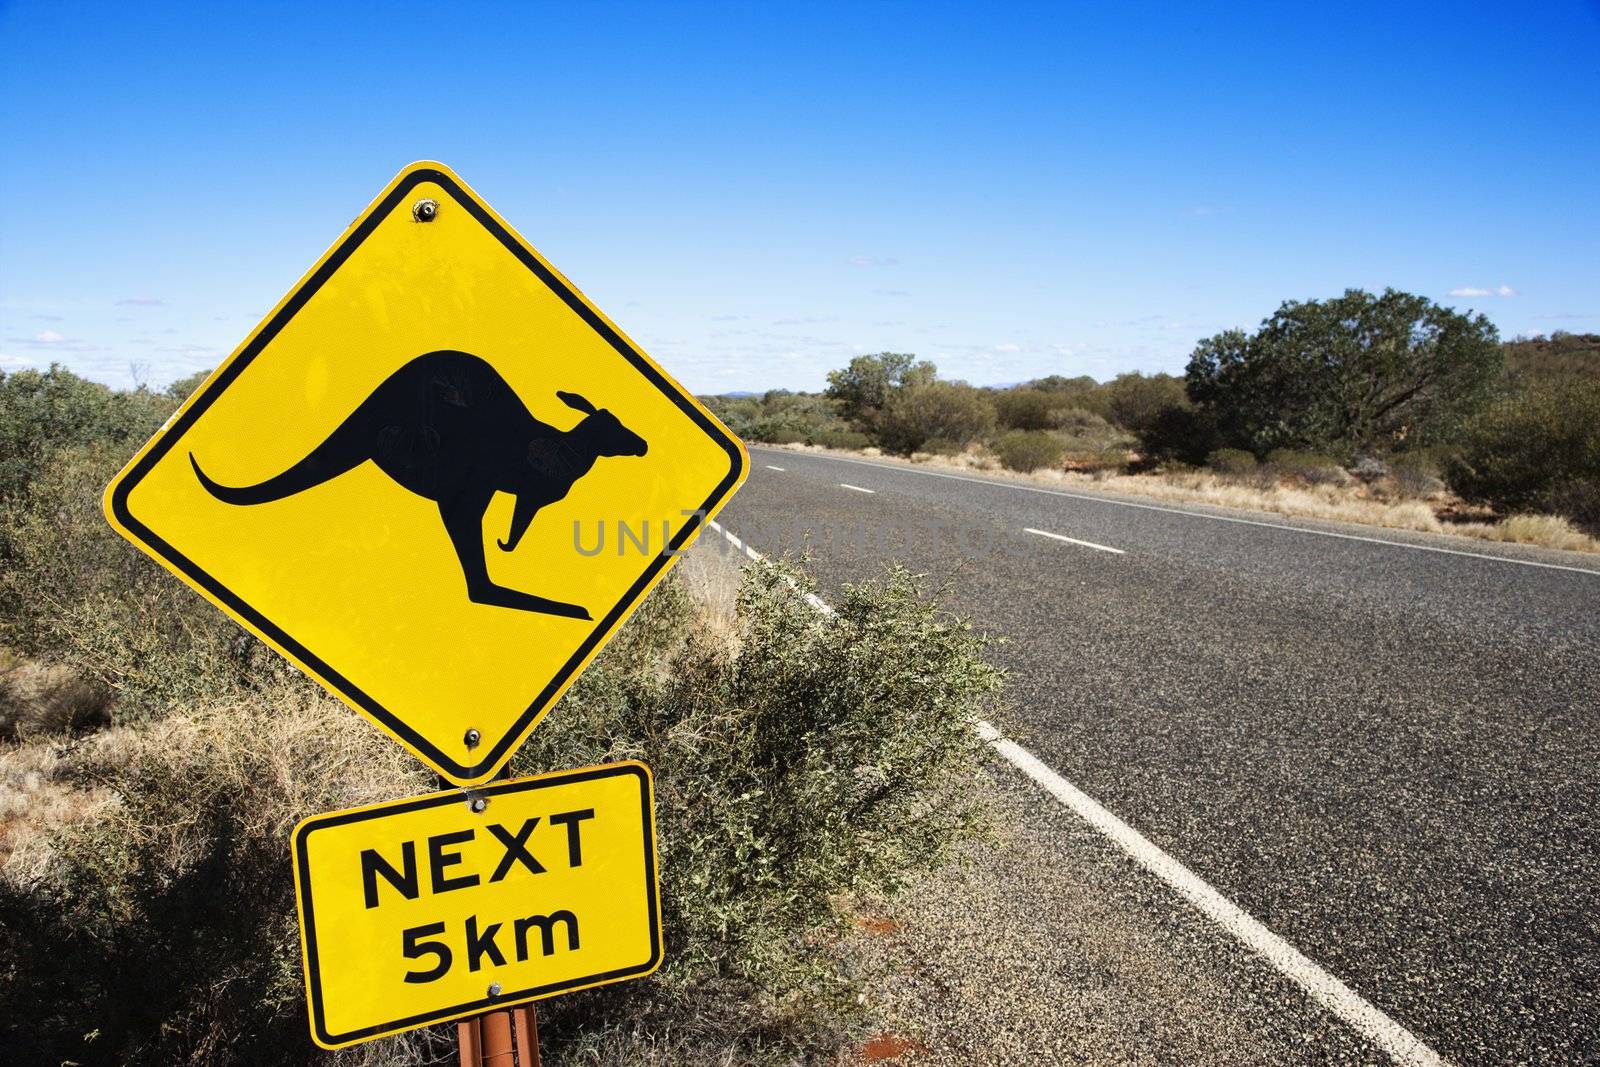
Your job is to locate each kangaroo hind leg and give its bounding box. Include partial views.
[438,493,592,620]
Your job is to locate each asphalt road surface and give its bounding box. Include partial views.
[715,446,1600,1065]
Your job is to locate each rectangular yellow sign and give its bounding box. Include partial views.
[292,762,661,1048]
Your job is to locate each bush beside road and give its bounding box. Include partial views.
[0,367,1002,1064]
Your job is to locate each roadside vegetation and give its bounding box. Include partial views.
[0,364,1001,1065]
[702,296,1600,551]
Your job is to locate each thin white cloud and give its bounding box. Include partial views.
[0,353,32,370]
[4,330,103,353]
[848,255,900,268]
[1450,285,1517,298]
[117,296,166,307]
[772,315,838,326]
[993,343,1022,353]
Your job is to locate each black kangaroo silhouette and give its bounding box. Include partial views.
[190,350,647,620]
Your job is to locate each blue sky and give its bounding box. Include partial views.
[2,1,1597,394]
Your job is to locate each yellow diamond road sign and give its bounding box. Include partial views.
[292,762,660,1048]
[104,162,747,783]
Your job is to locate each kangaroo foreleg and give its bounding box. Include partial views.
[439,493,592,620]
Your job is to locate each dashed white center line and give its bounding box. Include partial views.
[765,465,786,471]
[839,483,876,494]
[1024,527,1125,555]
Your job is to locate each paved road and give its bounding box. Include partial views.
[716,446,1600,1065]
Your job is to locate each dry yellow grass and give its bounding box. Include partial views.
[0,741,113,867]
[674,536,744,652]
[766,443,1600,555]
[0,685,428,880]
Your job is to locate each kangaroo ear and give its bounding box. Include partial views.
[557,390,597,415]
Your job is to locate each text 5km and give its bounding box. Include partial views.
[357,809,596,983]
[399,909,582,984]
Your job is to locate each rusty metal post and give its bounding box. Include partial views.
[457,1016,483,1067]
[480,1010,515,1065]
[512,1005,541,1067]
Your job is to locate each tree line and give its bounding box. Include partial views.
[703,289,1600,534]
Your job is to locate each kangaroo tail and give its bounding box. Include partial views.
[191,421,368,505]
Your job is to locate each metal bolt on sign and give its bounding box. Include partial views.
[413,197,438,222]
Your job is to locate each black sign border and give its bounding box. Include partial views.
[107,165,746,781]
[293,762,661,1048]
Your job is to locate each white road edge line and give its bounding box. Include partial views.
[976,723,1445,1067]
[703,516,1447,1067]
[751,446,1600,577]
[765,465,786,471]
[1024,527,1126,555]
[839,483,876,494]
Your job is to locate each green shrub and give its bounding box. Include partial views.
[993,430,1065,473]
[1051,409,1134,460]
[920,436,962,456]
[1445,382,1600,533]
[1388,453,1445,499]
[0,444,301,721]
[1,560,1000,1065]
[993,389,1059,431]
[1206,448,1258,475]
[824,353,935,426]
[1026,375,1113,419]
[1136,405,1218,467]
[1104,372,1187,434]
[1502,331,1600,388]
[1186,288,1503,455]
[1051,407,1113,435]
[1264,449,1347,485]
[0,364,175,503]
[702,391,852,446]
[873,383,996,456]
[698,394,762,438]
[810,428,872,450]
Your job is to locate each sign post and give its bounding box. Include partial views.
[103,162,745,1052]
[456,1005,539,1067]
